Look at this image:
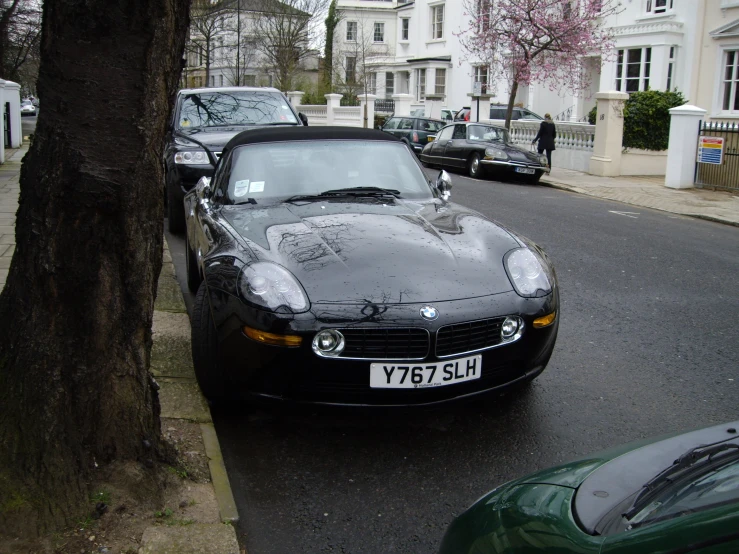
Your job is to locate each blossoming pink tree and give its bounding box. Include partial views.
[458,0,621,128]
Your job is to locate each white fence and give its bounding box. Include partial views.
[489,120,596,173]
[298,105,328,126]
[334,106,362,128]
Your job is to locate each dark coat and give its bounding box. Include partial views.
[534,121,557,151]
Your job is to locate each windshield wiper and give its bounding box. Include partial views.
[262,121,300,126]
[285,187,402,203]
[623,441,739,521]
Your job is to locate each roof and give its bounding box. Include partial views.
[178,86,281,95]
[223,126,400,153]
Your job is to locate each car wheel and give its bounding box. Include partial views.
[468,153,482,179]
[185,240,202,294]
[192,282,227,404]
[166,173,185,234]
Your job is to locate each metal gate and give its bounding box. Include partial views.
[695,121,738,191]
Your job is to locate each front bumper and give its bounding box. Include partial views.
[481,159,550,174]
[210,288,559,407]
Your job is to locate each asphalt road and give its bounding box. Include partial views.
[165,168,739,554]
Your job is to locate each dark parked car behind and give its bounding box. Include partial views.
[489,104,544,121]
[164,86,307,233]
[420,122,549,182]
[380,116,446,154]
[185,126,559,407]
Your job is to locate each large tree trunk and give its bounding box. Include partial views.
[0,0,189,536]
[504,78,519,130]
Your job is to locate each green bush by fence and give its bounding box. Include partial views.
[587,90,687,151]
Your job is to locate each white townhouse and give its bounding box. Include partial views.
[335,0,739,123]
[335,0,497,118]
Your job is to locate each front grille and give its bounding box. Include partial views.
[436,317,506,357]
[338,328,430,360]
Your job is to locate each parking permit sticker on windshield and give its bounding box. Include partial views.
[249,181,265,193]
[234,180,250,197]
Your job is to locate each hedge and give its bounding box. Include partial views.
[587,90,687,151]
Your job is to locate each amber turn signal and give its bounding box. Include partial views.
[243,326,302,347]
[533,312,556,328]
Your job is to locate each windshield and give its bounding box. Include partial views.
[222,140,434,204]
[629,457,739,527]
[468,124,509,143]
[178,91,298,129]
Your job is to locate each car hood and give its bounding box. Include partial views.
[497,142,543,164]
[220,198,521,304]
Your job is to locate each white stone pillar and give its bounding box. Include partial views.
[325,93,343,126]
[392,93,413,116]
[4,81,21,147]
[287,91,304,107]
[468,94,492,122]
[589,91,629,177]
[665,104,706,189]
[359,93,377,129]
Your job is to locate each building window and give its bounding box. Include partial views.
[401,18,409,41]
[474,65,489,94]
[476,0,491,32]
[646,0,673,14]
[666,46,676,91]
[416,68,426,101]
[346,21,357,41]
[346,56,356,83]
[435,68,446,95]
[615,47,651,92]
[723,50,739,113]
[368,72,377,94]
[219,75,224,86]
[385,72,394,98]
[563,1,572,19]
[374,22,385,43]
[244,75,256,86]
[210,75,215,87]
[430,5,444,40]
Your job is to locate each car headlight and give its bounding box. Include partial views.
[237,262,310,313]
[504,248,552,298]
[174,150,210,165]
[539,154,548,165]
[485,148,509,160]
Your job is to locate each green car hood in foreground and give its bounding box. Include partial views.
[439,421,739,554]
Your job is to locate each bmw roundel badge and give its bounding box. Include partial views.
[420,306,439,321]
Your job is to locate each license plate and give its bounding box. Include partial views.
[369,355,482,389]
[515,167,536,174]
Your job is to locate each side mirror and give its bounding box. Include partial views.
[427,134,437,142]
[436,170,452,200]
[298,112,309,126]
[376,125,383,130]
[196,176,212,201]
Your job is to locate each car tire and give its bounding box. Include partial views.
[192,282,227,404]
[166,174,185,234]
[185,240,202,294]
[468,153,482,179]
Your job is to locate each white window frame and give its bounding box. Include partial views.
[666,46,676,91]
[416,68,426,101]
[385,71,395,98]
[368,72,377,95]
[717,47,739,116]
[401,18,410,42]
[474,65,489,94]
[435,68,446,96]
[645,0,673,15]
[430,4,445,40]
[374,22,385,43]
[346,21,357,42]
[614,47,652,93]
[346,56,356,84]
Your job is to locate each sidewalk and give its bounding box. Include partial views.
[0,145,24,290]
[540,167,739,227]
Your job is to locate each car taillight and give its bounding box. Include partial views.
[465,112,470,121]
[412,131,418,142]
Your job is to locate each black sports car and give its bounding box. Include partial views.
[420,122,550,182]
[164,86,307,233]
[185,127,559,407]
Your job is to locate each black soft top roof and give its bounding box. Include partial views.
[223,126,400,154]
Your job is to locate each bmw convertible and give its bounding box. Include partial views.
[184,127,559,406]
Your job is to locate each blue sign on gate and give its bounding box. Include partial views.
[697,137,724,165]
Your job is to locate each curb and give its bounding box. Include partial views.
[539,177,739,228]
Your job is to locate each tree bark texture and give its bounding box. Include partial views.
[505,79,519,130]
[0,0,189,535]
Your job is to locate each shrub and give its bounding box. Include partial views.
[588,105,597,125]
[622,90,687,151]
[374,113,390,129]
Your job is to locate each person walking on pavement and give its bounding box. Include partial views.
[532,114,556,169]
